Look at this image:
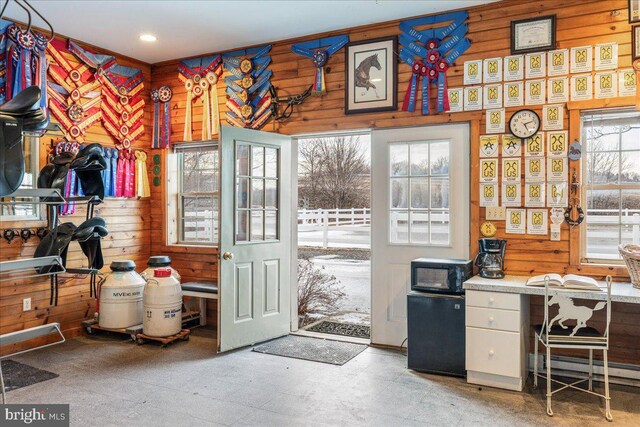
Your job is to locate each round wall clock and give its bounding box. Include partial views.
[480,221,497,237]
[509,109,540,139]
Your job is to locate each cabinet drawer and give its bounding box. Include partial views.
[467,290,520,310]
[467,306,520,332]
[466,327,521,378]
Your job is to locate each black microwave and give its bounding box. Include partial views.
[410,258,473,295]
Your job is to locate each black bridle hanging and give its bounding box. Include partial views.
[269,85,312,121]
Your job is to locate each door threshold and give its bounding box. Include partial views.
[292,329,370,345]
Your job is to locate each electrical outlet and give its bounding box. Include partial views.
[23,298,31,311]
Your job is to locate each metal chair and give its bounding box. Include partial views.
[533,275,613,421]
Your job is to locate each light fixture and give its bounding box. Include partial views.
[139,34,157,42]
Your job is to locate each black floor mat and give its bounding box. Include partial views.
[1,360,58,392]
[252,335,367,365]
[306,321,370,339]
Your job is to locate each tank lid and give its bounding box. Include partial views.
[147,255,172,267]
[154,268,172,277]
[110,260,136,272]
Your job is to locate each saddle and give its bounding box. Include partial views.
[0,86,48,197]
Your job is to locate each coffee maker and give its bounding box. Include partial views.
[474,238,506,279]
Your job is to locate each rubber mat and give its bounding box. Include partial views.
[252,335,367,365]
[0,359,58,392]
[306,321,370,339]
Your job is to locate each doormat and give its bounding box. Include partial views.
[0,360,58,392]
[306,321,370,339]
[252,335,367,365]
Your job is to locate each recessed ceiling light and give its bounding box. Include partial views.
[139,34,157,42]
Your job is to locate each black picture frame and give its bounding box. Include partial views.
[633,25,640,60]
[344,36,397,115]
[510,15,556,55]
[630,0,640,23]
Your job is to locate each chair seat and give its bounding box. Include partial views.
[534,324,606,346]
[182,281,218,294]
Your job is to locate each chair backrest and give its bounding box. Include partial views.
[542,275,612,346]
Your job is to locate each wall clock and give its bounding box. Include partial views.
[509,109,540,139]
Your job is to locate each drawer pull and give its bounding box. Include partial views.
[489,350,495,357]
[489,297,495,304]
[488,316,494,323]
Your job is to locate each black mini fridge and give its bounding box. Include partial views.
[407,291,466,377]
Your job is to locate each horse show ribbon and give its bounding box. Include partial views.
[291,34,349,96]
[178,54,222,141]
[150,86,172,149]
[135,150,150,198]
[399,11,470,114]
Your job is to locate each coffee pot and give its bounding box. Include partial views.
[474,238,506,279]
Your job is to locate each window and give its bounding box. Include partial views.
[0,135,40,221]
[235,142,279,242]
[388,140,450,245]
[175,143,219,245]
[582,109,640,262]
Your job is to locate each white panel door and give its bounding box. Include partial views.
[219,126,291,352]
[371,124,470,346]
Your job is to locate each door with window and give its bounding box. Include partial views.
[219,126,291,352]
[371,124,469,346]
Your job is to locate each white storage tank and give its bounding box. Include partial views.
[99,260,145,329]
[141,255,181,282]
[143,268,183,337]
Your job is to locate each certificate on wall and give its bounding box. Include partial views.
[525,52,546,78]
[464,60,483,85]
[525,132,544,157]
[570,74,593,101]
[502,135,522,156]
[480,158,499,183]
[525,79,546,105]
[525,182,545,207]
[485,108,505,134]
[618,69,638,97]
[594,43,618,70]
[504,55,524,81]
[506,208,526,234]
[547,76,569,103]
[504,81,524,107]
[480,183,499,207]
[594,71,618,99]
[542,104,564,131]
[547,130,568,157]
[464,86,483,110]
[527,209,548,235]
[525,157,545,181]
[502,157,521,182]
[547,181,568,207]
[479,135,499,157]
[547,157,568,181]
[483,84,503,109]
[448,88,463,112]
[570,46,593,73]
[502,183,522,207]
[483,58,503,83]
[547,49,569,76]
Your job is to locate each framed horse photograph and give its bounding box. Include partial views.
[344,36,397,114]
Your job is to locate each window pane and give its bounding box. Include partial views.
[265,147,278,177]
[391,178,408,209]
[410,143,429,176]
[621,151,640,184]
[390,211,409,243]
[410,177,429,209]
[586,152,619,185]
[390,144,408,176]
[585,126,619,151]
[236,144,249,176]
[265,210,277,240]
[236,210,249,242]
[251,210,264,241]
[236,178,249,209]
[265,179,277,209]
[252,146,265,176]
[621,126,640,151]
[622,190,640,248]
[430,211,450,244]
[251,179,264,208]
[430,142,449,175]
[410,211,429,244]
[430,178,450,209]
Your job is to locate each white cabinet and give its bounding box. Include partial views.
[466,290,528,391]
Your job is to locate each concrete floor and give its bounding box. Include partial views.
[6,329,640,426]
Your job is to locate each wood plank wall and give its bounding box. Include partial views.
[150,0,639,363]
[0,33,152,355]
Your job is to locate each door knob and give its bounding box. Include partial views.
[223,251,234,260]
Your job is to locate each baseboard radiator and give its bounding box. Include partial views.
[528,354,640,388]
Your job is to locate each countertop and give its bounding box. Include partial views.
[463,275,640,304]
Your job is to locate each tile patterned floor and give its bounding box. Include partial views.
[5,329,640,426]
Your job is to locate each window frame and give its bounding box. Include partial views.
[580,107,640,265]
[0,134,41,222]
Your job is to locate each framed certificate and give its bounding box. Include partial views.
[511,15,556,54]
[633,25,640,60]
[630,0,640,23]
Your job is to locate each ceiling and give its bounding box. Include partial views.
[4,0,497,64]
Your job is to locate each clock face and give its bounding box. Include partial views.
[509,109,540,139]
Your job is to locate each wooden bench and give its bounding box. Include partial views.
[181,281,218,326]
